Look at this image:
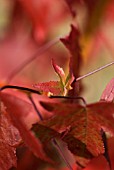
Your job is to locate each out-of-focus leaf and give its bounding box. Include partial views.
[17,0,68,42]
[0,101,21,170]
[0,92,52,163]
[64,0,109,34]
[104,0,114,22]
[63,0,77,17]
[0,3,37,83]
[16,147,60,170]
[100,78,114,102]
[84,0,109,35]
[84,155,110,170]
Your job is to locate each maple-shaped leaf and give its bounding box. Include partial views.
[33,59,74,96]
[33,81,62,96]
[0,101,21,170]
[32,101,114,168]
[0,92,52,163]
[100,78,114,102]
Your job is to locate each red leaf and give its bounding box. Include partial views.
[0,101,21,170]
[17,0,68,42]
[60,25,82,96]
[60,25,80,60]
[84,137,114,170]
[88,102,114,135]
[108,137,114,169]
[33,102,114,166]
[33,81,62,96]
[84,155,110,170]
[0,92,52,163]
[32,100,114,168]
[63,0,79,17]
[100,78,114,102]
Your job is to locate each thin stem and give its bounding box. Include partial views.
[7,37,60,83]
[0,85,41,95]
[28,94,43,121]
[50,95,86,106]
[52,138,73,170]
[76,61,114,81]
